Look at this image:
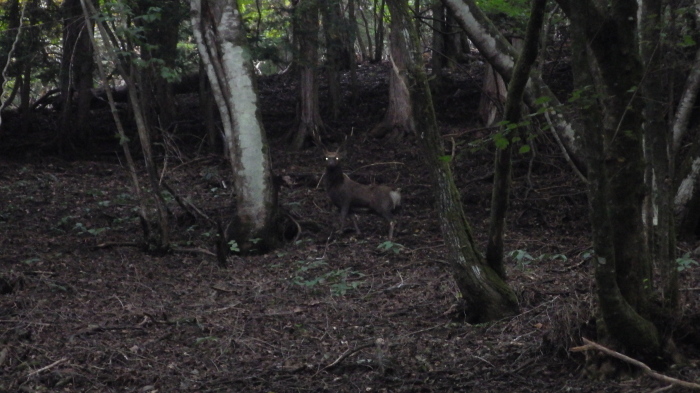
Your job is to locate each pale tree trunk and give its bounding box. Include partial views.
[671,0,700,154]
[477,63,507,126]
[386,0,519,323]
[442,0,585,173]
[478,38,521,127]
[672,23,700,233]
[190,0,278,253]
[369,2,414,140]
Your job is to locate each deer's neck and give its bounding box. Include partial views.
[325,165,345,188]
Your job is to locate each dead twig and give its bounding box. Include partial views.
[27,357,68,378]
[324,342,376,370]
[571,338,700,390]
[171,246,217,256]
[162,181,214,224]
[94,241,141,249]
[286,213,302,242]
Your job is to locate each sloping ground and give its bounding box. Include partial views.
[1,64,700,392]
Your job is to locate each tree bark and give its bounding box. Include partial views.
[430,1,446,92]
[369,1,415,139]
[59,0,95,153]
[386,0,519,323]
[373,0,386,62]
[565,0,661,356]
[640,0,677,311]
[134,0,186,133]
[442,0,585,173]
[486,0,547,281]
[82,0,170,252]
[190,0,278,252]
[287,0,324,150]
[320,0,344,120]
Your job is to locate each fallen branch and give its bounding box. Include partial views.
[571,338,700,390]
[27,357,68,378]
[324,342,376,370]
[162,181,214,224]
[94,241,141,249]
[171,246,217,256]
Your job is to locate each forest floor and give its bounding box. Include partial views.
[2,63,700,392]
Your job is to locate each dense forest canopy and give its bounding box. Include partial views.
[2,0,700,391]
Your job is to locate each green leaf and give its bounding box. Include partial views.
[518,145,531,154]
[534,95,552,105]
[438,155,453,162]
[493,133,509,149]
[680,35,697,48]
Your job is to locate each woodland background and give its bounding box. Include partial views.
[1,0,700,391]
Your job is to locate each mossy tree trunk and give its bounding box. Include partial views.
[386,0,519,323]
[563,0,661,356]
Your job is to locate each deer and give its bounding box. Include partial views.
[323,150,401,240]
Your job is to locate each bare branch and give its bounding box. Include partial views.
[571,338,700,390]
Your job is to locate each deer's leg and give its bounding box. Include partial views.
[339,205,349,234]
[351,214,361,234]
[381,212,395,240]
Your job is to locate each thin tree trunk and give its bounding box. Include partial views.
[373,0,386,62]
[83,0,170,251]
[59,0,95,153]
[347,0,359,102]
[486,0,547,281]
[80,0,167,251]
[386,0,518,322]
[430,1,445,92]
[359,6,374,60]
[640,0,677,311]
[199,61,220,154]
[19,62,31,134]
